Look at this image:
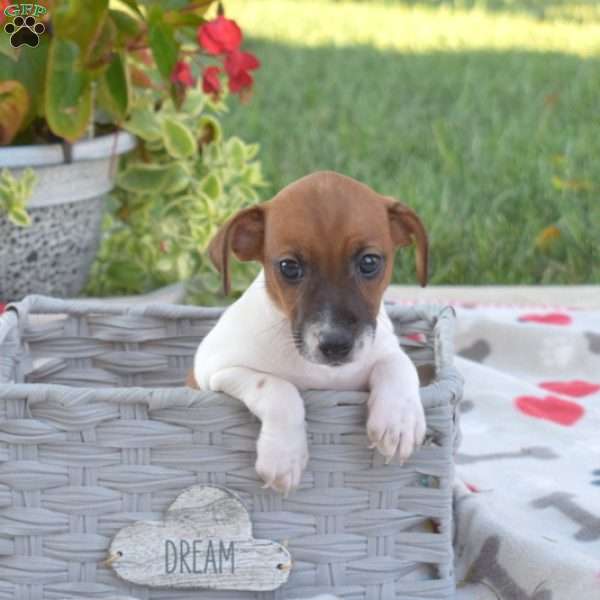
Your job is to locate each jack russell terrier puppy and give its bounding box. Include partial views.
[189,171,428,496]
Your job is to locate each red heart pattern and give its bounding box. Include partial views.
[405,332,426,343]
[539,380,600,398]
[515,395,584,426]
[518,312,572,325]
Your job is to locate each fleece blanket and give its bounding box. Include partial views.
[442,302,600,600]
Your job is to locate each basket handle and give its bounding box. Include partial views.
[0,307,23,383]
[386,303,457,369]
[6,294,225,321]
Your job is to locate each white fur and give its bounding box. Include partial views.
[194,271,425,495]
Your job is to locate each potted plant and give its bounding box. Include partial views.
[84,5,265,305]
[0,0,260,302]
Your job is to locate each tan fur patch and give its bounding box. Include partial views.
[185,369,200,389]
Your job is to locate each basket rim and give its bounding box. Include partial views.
[0,295,463,411]
[0,373,462,410]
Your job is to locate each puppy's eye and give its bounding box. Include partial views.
[357,254,382,278]
[279,259,303,281]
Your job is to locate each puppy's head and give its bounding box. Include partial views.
[208,171,428,366]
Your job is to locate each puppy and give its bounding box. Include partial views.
[191,171,428,495]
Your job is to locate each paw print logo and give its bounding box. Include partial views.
[4,15,45,48]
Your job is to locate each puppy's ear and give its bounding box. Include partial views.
[208,206,265,295]
[384,197,428,287]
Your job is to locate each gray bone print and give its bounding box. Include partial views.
[531,492,600,541]
[458,339,491,362]
[584,332,600,354]
[456,446,558,465]
[460,399,475,414]
[466,536,553,599]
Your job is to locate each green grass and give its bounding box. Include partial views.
[220,0,600,284]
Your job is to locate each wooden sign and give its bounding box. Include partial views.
[107,486,291,591]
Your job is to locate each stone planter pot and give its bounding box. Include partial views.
[0,132,136,302]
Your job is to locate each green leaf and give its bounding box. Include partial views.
[145,138,165,152]
[114,0,144,16]
[148,6,178,81]
[110,9,145,46]
[203,140,222,165]
[162,116,196,159]
[106,260,146,288]
[0,168,36,226]
[200,173,222,200]
[141,0,190,10]
[0,81,29,145]
[176,253,192,279]
[197,114,222,144]
[156,256,174,273]
[118,163,173,193]
[98,52,130,121]
[18,39,50,123]
[244,143,260,161]
[242,162,265,187]
[53,0,109,57]
[181,90,205,117]
[238,183,259,202]
[0,36,49,129]
[226,136,246,170]
[163,162,191,195]
[124,107,162,142]
[8,205,31,227]
[0,32,17,59]
[85,13,117,73]
[45,39,92,141]
[164,10,207,28]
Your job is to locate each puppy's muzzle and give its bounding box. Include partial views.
[318,329,353,361]
[299,315,375,366]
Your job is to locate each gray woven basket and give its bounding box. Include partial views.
[0,295,463,600]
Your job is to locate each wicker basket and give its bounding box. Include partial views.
[0,295,463,600]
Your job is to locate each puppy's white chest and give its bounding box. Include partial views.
[194,272,399,393]
[281,359,374,392]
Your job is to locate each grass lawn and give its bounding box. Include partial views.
[222,0,600,285]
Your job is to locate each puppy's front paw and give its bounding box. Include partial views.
[256,424,309,495]
[367,390,426,464]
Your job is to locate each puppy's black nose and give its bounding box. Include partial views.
[318,330,353,361]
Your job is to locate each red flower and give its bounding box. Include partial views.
[197,14,260,99]
[171,61,195,88]
[224,49,260,94]
[228,70,253,94]
[0,303,5,314]
[0,1,11,25]
[202,66,222,97]
[198,15,242,55]
[224,49,260,76]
